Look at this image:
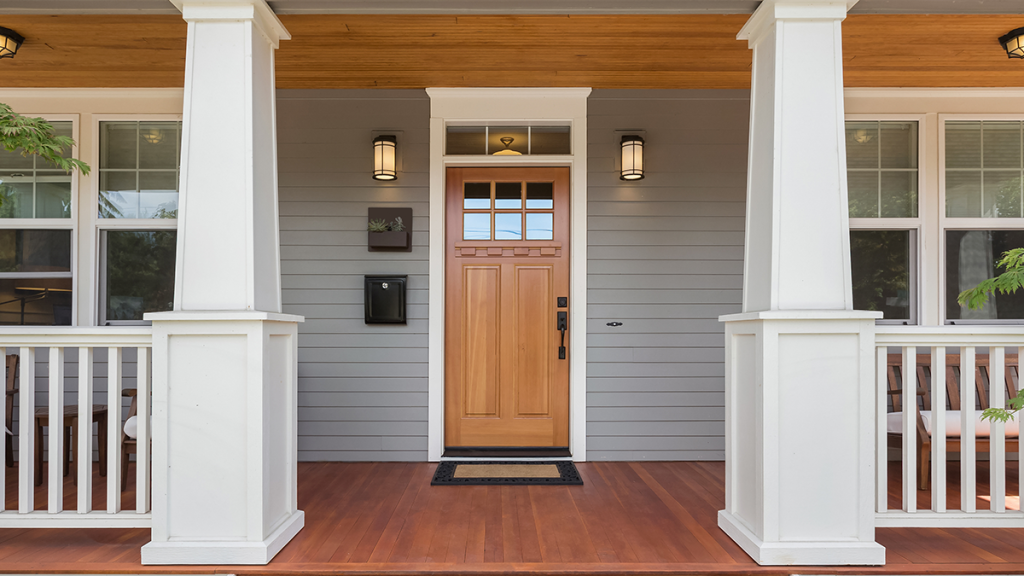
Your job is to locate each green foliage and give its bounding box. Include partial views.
[956,248,1024,310]
[367,217,406,233]
[367,218,389,233]
[981,389,1024,424]
[0,102,90,175]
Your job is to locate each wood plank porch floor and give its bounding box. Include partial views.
[2,460,1024,574]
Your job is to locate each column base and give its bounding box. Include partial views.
[142,510,304,565]
[719,511,885,566]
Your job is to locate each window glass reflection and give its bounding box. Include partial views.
[495,213,522,240]
[495,182,522,209]
[463,213,490,240]
[526,213,553,240]
[464,182,490,209]
[526,182,553,209]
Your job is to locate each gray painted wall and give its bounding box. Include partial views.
[277,89,430,462]
[586,89,748,460]
[274,88,748,462]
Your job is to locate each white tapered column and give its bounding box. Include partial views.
[718,0,885,566]
[142,0,303,565]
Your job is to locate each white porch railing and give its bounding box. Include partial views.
[875,326,1024,527]
[0,327,151,527]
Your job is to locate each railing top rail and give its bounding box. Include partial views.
[0,327,152,348]
[875,325,1024,346]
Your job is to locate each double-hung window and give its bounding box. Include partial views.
[846,119,921,324]
[943,118,1024,323]
[0,119,75,326]
[97,120,180,325]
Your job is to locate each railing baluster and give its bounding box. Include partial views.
[47,347,64,513]
[931,346,946,513]
[18,346,35,513]
[876,346,888,513]
[902,347,917,513]
[107,347,122,514]
[990,346,1006,512]
[136,347,150,514]
[962,346,977,513]
[77,347,93,513]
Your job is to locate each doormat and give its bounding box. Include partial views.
[431,461,583,486]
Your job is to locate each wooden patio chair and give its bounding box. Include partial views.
[4,354,17,468]
[886,354,1020,490]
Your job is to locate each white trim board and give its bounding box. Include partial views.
[425,87,591,463]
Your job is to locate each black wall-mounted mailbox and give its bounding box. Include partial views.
[365,275,407,324]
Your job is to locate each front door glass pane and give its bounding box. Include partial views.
[494,213,522,240]
[526,213,553,240]
[526,182,554,209]
[463,213,490,240]
[464,182,490,209]
[495,182,522,209]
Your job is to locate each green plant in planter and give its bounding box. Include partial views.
[368,218,389,233]
[956,247,1024,423]
[367,217,406,233]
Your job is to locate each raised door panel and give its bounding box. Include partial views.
[461,265,500,418]
[514,265,553,417]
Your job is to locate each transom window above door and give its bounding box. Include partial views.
[446,126,571,156]
[462,181,554,241]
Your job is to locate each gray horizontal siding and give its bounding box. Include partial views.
[278,89,430,462]
[586,89,748,461]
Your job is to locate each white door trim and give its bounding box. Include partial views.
[426,88,591,462]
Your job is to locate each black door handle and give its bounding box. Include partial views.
[557,311,567,360]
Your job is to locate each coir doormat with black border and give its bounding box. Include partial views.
[431,461,583,486]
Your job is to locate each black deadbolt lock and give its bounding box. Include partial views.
[557,297,567,308]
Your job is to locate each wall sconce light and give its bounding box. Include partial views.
[373,135,397,181]
[620,135,645,181]
[1000,28,1024,59]
[0,27,24,59]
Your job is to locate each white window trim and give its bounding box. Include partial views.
[0,113,80,327]
[91,114,183,327]
[939,113,1024,325]
[845,89,1024,326]
[846,113,927,325]
[426,87,590,463]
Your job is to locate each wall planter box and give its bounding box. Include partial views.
[368,230,410,250]
[367,207,413,252]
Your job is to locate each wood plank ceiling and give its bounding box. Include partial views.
[0,14,1022,89]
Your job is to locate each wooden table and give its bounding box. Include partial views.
[34,404,108,486]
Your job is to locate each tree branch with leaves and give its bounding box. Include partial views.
[0,102,90,174]
[956,248,1024,422]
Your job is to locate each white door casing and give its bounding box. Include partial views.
[426,88,590,462]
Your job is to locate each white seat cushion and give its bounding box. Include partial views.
[888,409,1020,438]
[123,415,138,440]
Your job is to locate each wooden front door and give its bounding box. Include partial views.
[445,167,570,448]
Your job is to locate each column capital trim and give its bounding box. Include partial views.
[171,0,291,46]
[737,0,857,45]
